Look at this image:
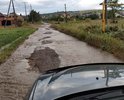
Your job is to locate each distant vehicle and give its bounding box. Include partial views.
[25,63,124,100]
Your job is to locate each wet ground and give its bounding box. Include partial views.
[28,47,60,72]
[0,23,123,100]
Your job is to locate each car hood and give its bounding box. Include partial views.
[31,63,124,100]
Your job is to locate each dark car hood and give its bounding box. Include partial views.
[31,63,124,100]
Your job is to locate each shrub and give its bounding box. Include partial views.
[52,20,124,60]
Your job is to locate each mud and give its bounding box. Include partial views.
[42,36,51,39]
[38,36,51,41]
[43,32,52,34]
[28,47,60,72]
[42,40,53,44]
[46,28,50,30]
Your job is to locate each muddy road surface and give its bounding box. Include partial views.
[0,23,123,100]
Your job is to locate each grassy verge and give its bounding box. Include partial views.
[52,20,124,61]
[0,27,37,64]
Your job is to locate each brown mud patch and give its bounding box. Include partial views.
[43,32,52,34]
[42,36,51,39]
[28,47,60,73]
[46,28,50,30]
[38,36,51,41]
[42,40,53,44]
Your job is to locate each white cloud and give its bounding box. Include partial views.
[0,0,124,14]
[77,0,103,9]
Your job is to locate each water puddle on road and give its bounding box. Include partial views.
[28,47,60,73]
[42,40,53,44]
[38,36,51,41]
[46,28,50,30]
[42,36,51,40]
[43,32,52,34]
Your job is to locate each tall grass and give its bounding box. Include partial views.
[0,27,37,64]
[52,19,124,61]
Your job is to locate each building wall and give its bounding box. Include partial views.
[0,17,4,26]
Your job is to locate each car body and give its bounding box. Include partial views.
[26,63,124,100]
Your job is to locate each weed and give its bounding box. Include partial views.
[52,20,124,61]
[0,27,37,64]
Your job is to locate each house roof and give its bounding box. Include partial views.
[0,13,4,17]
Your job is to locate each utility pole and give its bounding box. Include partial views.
[64,4,67,23]
[101,0,124,32]
[101,0,107,32]
[23,2,28,21]
[105,0,108,24]
[11,0,16,25]
[30,4,33,23]
[102,0,106,32]
[57,11,60,24]
[5,0,17,27]
[30,4,32,11]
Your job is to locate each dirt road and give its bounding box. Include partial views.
[0,23,123,100]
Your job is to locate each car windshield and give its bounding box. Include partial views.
[0,0,124,100]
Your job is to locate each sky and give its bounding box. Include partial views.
[0,0,124,15]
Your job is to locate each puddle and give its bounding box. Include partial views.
[38,36,51,41]
[43,32,52,34]
[46,28,50,30]
[42,40,53,44]
[42,36,51,39]
[28,47,60,73]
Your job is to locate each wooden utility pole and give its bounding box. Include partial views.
[5,0,17,27]
[23,2,28,20]
[57,11,60,24]
[30,4,33,23]
[30,4,32,11]
[101,0,124,32]
[11,0,16,25]
[102,0,106,32]
[64,4,67,23]
[105,0,108,24]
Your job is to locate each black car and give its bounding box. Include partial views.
[26,63,124,100]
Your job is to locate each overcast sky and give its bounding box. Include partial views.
[0,0,124,15]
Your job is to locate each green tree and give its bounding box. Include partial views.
[107,0,123,22]
[28,10,41,23]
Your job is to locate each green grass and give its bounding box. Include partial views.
[0,27,37,64]
[52,19,124,61]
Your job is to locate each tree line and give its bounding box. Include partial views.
[28,10,41,23]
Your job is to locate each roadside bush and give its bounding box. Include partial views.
[84,25,102,34]
[109,26,119,32]
[17,19,23,27]
[113,31,124,40]
[86,14,99,20]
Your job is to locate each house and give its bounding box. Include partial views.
[0,12,24,26]
[0,12,15,26]
[60,12,72,19]
[0,12,5,26]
